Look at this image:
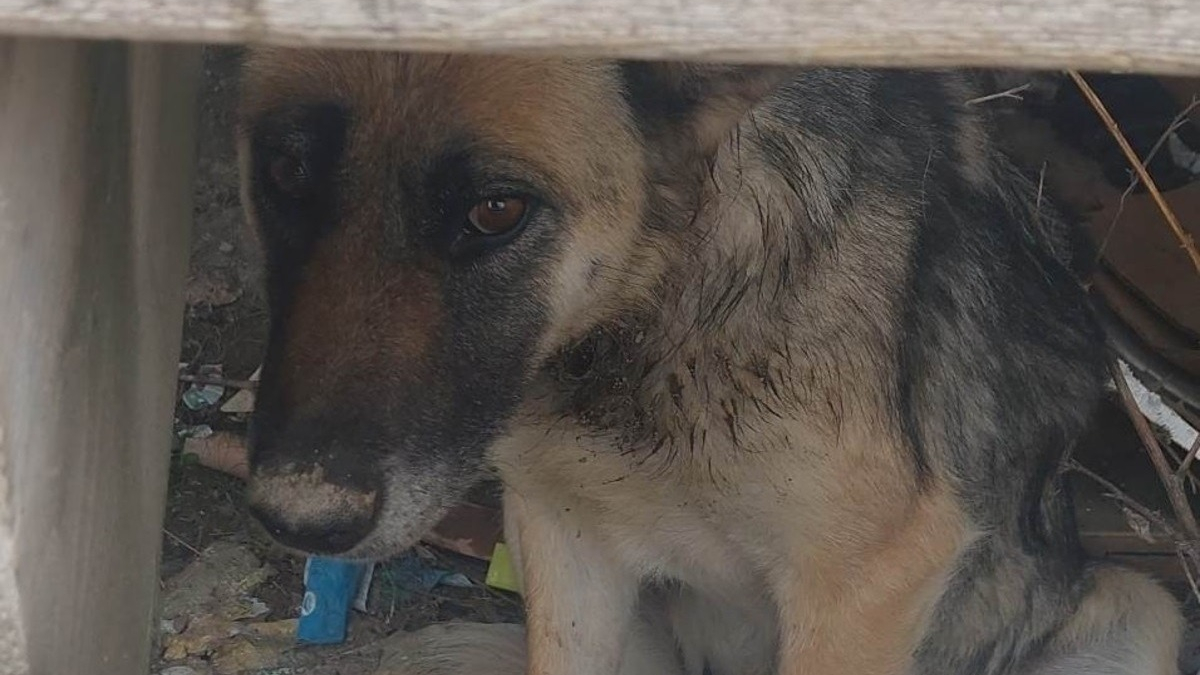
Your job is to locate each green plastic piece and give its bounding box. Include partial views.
[485,542,521,594]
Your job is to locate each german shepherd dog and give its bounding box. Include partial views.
[238,50,1183,675]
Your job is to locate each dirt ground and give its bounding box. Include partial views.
[156,49,1200,674]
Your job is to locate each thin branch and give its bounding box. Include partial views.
[1070,460,1200,603]
[1109,359,1200,543]
[163,528,202,557]
[1157,439,1200,493]
[1096,97,1200,262]
[1069,71,1200,278]
[178,373,258,390]
[1120,98,1200,199]
[1180,434,1200,478]
[1180,549,1200,605]
[965,83,1032,106]
[1162,440,1200,494]
[1068,460,1179,539]
[1131,98,1200,192]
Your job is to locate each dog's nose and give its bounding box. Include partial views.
[247,469,379,554]
[246,423,383,554]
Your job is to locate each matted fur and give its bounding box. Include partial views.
[237,51,1183,675]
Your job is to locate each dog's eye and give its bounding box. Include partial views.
[268,154,311,197]
[467,197,527,235]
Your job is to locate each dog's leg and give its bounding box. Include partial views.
[505,489,658,675]
[773,493,965,675]
[773,568,934,675]
[373,619,680,675]
[375,623,527,675]
[664,585,778,675]
[1023,565,1181,675]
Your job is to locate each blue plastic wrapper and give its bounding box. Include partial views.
[296,557,369,645]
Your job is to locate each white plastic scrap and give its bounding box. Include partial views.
[1167,132,1200,177]
[1115,360,1199,451]
[220,365,262,414]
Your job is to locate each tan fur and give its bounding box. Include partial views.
[375,623,527,675]
[246,466,377,530]
[1027,567,1184,674]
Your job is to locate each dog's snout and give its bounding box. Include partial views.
[249,502,374,554]
[247,450,382,554]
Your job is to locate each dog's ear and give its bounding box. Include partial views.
[620,62,792,155]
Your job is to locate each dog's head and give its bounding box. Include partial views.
[238,50,787,558]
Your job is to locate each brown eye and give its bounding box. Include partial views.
[467,197,527,235]
[268,154,310,196]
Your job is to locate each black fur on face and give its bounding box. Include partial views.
[242,100,567,558]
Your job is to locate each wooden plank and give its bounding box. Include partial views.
[0,37,200,675]
[0,0,1198,74]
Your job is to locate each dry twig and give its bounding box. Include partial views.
[1096,98,1200,261]
[1181,549,1200,602]
[1070,459,1200,603]
[1068,461,1178,539]
[178,373,258,390]
[163,528,202,557]
[1126,98,1200,195]
[1180,435,1200,479]
[965,83,1032,106]
[1109,360,1200,546]
[1069,71,1200,277]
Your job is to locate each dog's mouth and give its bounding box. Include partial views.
[244,387,500,558]
[246,452,488,559]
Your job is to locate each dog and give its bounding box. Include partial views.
[236,50,1183,675]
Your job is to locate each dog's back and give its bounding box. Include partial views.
[237,55,1183,675]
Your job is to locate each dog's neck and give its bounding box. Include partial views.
[537,116,914,469]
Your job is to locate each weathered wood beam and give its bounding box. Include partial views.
[0,37,200,675]
[0,0,1198,73]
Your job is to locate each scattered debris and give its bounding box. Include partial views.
[181,365,227,411]
[380,550,474,601]
[354,564,374,613]
[210,619,298,675]
[297,558,371,645]
[182,384,225,411]
[160,541,275,662]
[220,365,262,414]
[183,431,250,480]
[162,541,274,620]
[183,269,244,307]
[178,424,214,440]
[159,666,205,675]
[485,543,521,595]
[424,503,503,561]
[1116,360,1199,451]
